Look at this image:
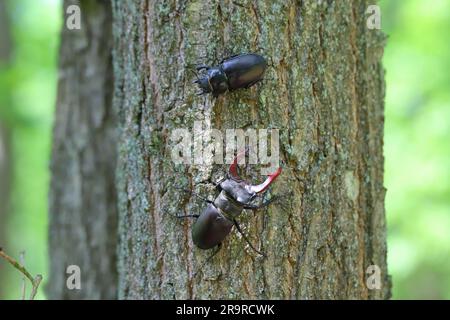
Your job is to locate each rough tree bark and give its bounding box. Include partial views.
[47,0,117,299]
[112,0,390,299]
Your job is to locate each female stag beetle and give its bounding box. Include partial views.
[176,151,281,257]
[193,53,267,97]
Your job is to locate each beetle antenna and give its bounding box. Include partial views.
[243,195,279,211]
[187,67,201,82]
[196,64,210,71]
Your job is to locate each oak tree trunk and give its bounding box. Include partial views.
[47,0,117,299]
[112,0,390,299]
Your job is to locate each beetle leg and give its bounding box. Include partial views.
[204,244,221,264]
[244,195,278,211]
[176,214,200,219]
[233,219,266,257]
[267,56,275,68]
[193,244,222,278]
[245,78,263,89]
[166,211,199,220]
[174,186,214,204]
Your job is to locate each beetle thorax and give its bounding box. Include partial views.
[214,191,243,220]
[208,68,228,94]
[214,178,256,219]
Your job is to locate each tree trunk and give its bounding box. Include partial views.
[47,0,117,299]
[112,0,390,299]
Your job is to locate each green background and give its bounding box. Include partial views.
[0,0,448,299]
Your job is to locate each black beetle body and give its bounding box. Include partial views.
[191,203,233,250]
[194,53,267,97]
[185,152,281,255]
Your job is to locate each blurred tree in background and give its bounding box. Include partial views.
[0,0,61,299]
[0,0,448,299]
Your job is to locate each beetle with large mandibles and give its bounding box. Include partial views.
[175,151,282,257]
[193,53,268,97]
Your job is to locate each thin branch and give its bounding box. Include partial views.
[0,248,34,282]
[0,247,43,300]
[29,275,42,300]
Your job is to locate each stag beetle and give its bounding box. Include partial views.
[176,151,281,257]
[193,53,267,97]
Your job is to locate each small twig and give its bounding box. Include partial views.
[29,275,42,300]
[19,251,26,300]
[0,248,34,282]
[0,247,42,300]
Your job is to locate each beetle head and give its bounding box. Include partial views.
[221,151,282,205]
[193,77,212,95]
[193,67,228,96]
[220,178,255,204]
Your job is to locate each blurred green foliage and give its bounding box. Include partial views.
[380,0,450,299]
[0,0,448,299]
[0,0,61,299]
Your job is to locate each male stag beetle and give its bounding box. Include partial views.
[193,53,267,97]
[176,151,281,257]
